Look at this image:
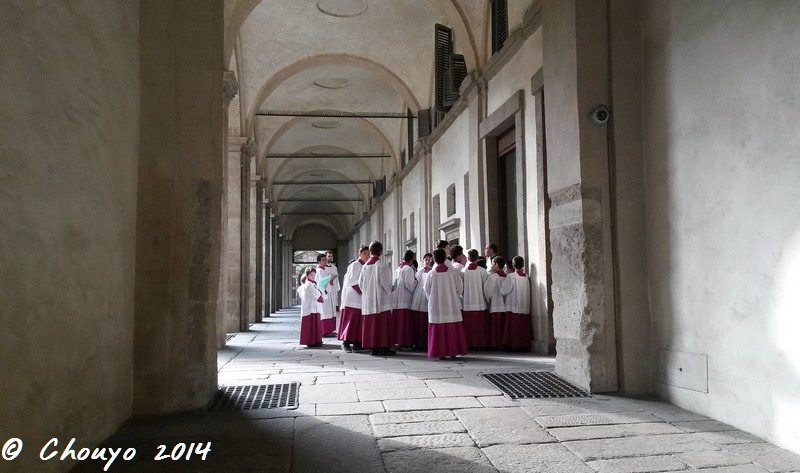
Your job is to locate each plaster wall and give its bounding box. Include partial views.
[508,0,537,35]
[381,190,398,266]
[401,163,422,248]
[0,2,138,470]
[643,0,800,453]
[487,31,543,115]
[431,112,471,242]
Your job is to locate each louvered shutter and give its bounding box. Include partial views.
[418,108,431,137]
[434,24,453,113]
[492,0,508,54]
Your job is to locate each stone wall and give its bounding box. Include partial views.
[0,1,139,470]
[643,0,800,454]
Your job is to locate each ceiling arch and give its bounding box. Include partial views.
[245,54,422,135]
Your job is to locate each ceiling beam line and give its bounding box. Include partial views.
[256,110,413,119]
[273,180,374,185]
[278,198,362,202]
[281,212,355,215]
[266,153,390,159]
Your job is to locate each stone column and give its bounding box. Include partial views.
[544,0,618,392]
[255,179,265,323]
[134,0,223,415]
[219,70,238,347]
[225,136,246,332]
[239,138,256,331]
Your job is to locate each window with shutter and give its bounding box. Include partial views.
[418,108,431,137]
[491,0,508,54]
[434,24,452,115]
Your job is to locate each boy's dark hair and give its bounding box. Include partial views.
[492,256,506,268]
[317,253,326,263]
[423,252,433,259]
[433,248,447,264]
[450,245,464,259]
[512,256,524,269]
[305,266,316,276]
[487,243,498,253]
[359,245,369,252]
[477,257,487,268]
[369,240,383,255]
[412,260,418,270]
[436,239,449,249]
[404,249,415,262]
[504,260,514,270]
[467,248,479,262]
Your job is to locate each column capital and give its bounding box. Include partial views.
[240,138,257,165]
[223,70,239,105]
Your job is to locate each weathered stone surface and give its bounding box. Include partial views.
[405,370,466,379]
[675,450,752,469]
[315,372,408,384]
[316,401,385,415]
[520,404,594,416]
[482,443,595,473]
[697,431,764,445]
[384,396,483,411]
[725,443,800,472]
[382,446,498,473]
[299,383,358,404]
[455,408,555,446]
[378,433,476,451]
[586,455,689,473]
[536,412,661,428]
[355,379,428,390]
[672,420,737,433]
[294,415,384,472]
[563,433,718,461]
[373,420,466,438]
[548,422,684,441]
[370,410,457,425]
[426,378,503,397]
[358,387,435,401]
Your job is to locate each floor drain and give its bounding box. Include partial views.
[226,333,236,341]
[209,383,300,410]
[481,372,590,399]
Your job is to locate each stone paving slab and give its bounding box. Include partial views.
[724,443,800,472]
[370,409,457,425]
[672,419,737,433]
[316,400,385,416]
[675,450,754,469]
[299,383,359,404]
[697,431,765,445]
[378,433,476,451]
[357,387,435,401]
[481,443,595,473]
[535,412,663,428]
[382,446,498,473]
[294,415,384,473]
[355,379,429,390]
[563,433,719,461]
[520,404,595,416]
[405,370,466,379]
[586,454,689,473]
[383,396,483,411]
[373,420,466,437]
[687,465,769,472]
[315,372,409,384]
[425,377,504,397]
[455,407,556,446]
[548,422,685,441]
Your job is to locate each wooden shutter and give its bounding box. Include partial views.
[492,0,508,54]
[434,24,453,113]
[418,108,431,137]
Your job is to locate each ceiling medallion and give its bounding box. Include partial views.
[313,77,351,89]
[316,0,367,18]
[310,120,341,129]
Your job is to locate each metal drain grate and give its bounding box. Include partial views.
[226,333,236,341]
[209,383,300,411]
[481,372,590,399]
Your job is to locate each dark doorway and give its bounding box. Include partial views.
[497,126,517,258]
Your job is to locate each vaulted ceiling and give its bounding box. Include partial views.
[225,0,492,242]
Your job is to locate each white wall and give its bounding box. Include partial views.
[0,2,139,470]
[431,112,471,242]
[402,162,423,249]
[643,0,800,453]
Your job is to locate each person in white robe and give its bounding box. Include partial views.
[500,256,532,350]
[392,249,418,347]
[358,241,395,356]
[450,245,467,275]
[483,256,507,349]
[325,250,340,311]
[315,253,338,336]
[298,267,325,347]
[338,245,369,352]
[461,248,489,348]
[409,253,433,349]
[424,248,468,359]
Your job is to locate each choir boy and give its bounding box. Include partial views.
[392,249,418,348]
[461,248,489,348]
[298,267,325,348]
[483,256,507,349]
[338,245,370,353]
[409,252,433,349]
[316,253,338,336]
[450,245,467,274]
[500,256,532,351]
[424,249,468,360]
[358,241,396,356]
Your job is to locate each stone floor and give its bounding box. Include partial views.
[75,307,800,473]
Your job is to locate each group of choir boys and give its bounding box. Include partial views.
[296,240,531,360]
